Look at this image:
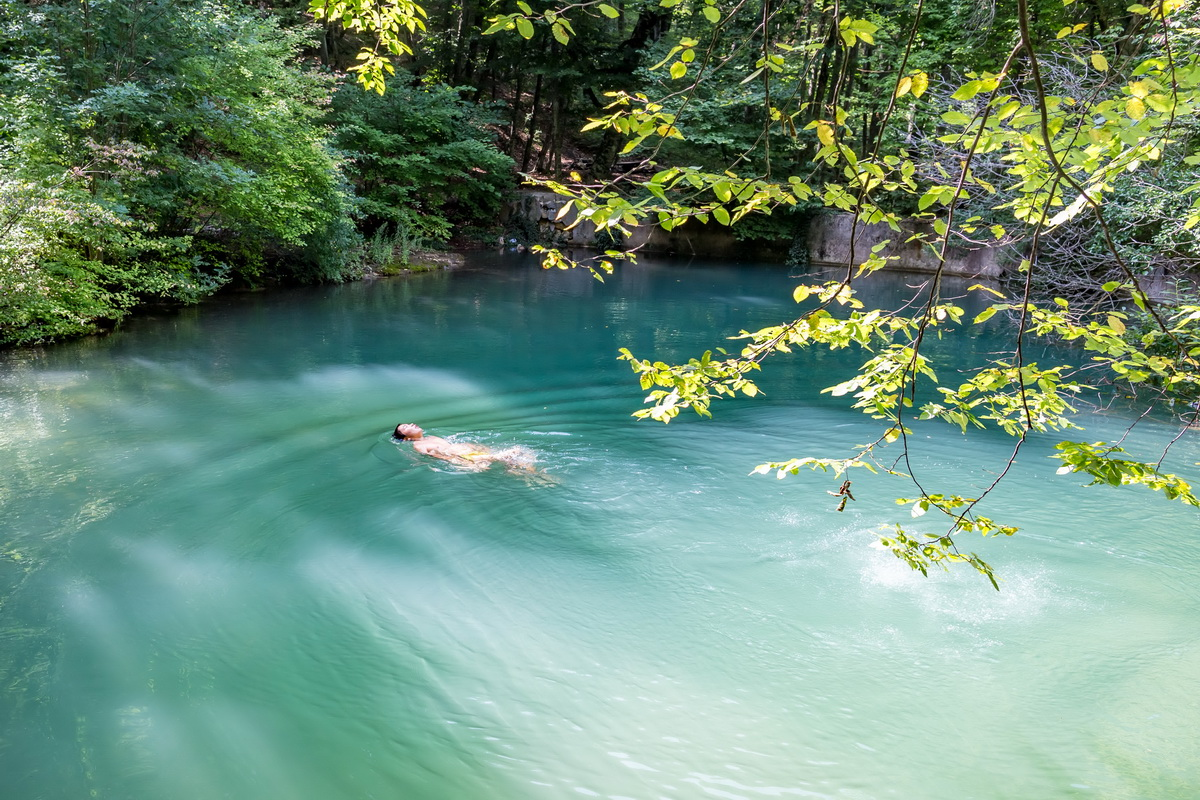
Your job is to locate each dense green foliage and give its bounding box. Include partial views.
[0,0,516,346]
[0,0,355,343]
[332,79,514,245]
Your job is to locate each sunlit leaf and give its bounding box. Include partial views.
[910,71,929,98]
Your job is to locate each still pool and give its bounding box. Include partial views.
[2,253,1198,799]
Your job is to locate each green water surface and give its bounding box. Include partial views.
[1,253,1198,799]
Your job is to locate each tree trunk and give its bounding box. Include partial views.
[521,70,544,172]
[508,71,526,157]
[452,0,480,84]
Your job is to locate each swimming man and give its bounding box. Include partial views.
[394,423,540,474]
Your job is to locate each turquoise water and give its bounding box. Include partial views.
[1,253,1198,799]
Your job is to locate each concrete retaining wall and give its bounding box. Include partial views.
[510,190,1003,279]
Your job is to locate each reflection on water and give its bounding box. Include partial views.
[1,253,1198,799]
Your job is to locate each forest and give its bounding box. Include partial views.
[1,0,1197,347]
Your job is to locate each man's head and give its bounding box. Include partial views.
[394,423,424,440]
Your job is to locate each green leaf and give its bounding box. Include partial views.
[598,3,620,18]
[974,306,999,324]
[713,207,730,225]
[515,16,534,38]
[1091,52,1109,72]
[951,81,981,101]
[703,5,720,22]
[670,61,687,79]
[551,21,568,44]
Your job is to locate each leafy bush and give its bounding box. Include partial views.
[0,0,357,345]
[332,79,515,245]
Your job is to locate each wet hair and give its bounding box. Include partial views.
[394,423,423,440]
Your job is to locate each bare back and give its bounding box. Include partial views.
[411,435,497,469]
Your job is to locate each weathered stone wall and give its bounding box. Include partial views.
[805,212,1002,278]
[510,190,1003,279]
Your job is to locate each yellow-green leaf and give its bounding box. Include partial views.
[895,76,912,98]
[910,71,929,98]
[598,3,620,18]
[951,80,981,101]
[1126,96,1146,119]
[1090,52,1109,72]
[703,5,720,22]
[816,123,835,147]
[669,61,687,79]
[974,306,999,324]
[515,16,534,38]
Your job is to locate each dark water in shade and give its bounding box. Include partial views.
[1,252,1198,800]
